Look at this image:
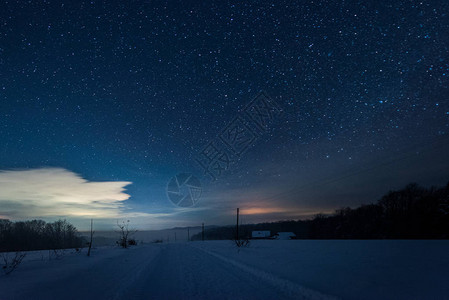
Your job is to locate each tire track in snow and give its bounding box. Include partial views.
[128,243,301,300]
[111,245,165,300]
[192,245,339,300]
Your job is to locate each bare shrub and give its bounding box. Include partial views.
[234,237,250,247]
[231,227,250,249]
[1,252,26,275]
[48,249,64,260]
[116,220,137,249]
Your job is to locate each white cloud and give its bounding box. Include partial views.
[0,168,132,219]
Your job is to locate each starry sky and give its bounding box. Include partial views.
[0,0,448,230]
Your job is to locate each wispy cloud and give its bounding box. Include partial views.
[0,168,132,219]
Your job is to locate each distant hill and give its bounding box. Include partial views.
[80,226,204,246]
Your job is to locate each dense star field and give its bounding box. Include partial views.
[0,1,448,229]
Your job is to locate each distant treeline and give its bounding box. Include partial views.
[0,219,83,252]
[192,182,449,240]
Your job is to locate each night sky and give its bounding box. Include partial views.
[1,1,448,230]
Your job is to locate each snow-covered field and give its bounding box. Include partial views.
[1,240,448,299]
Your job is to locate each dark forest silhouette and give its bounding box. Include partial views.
[192,182,449,240]
[0,219,83,252]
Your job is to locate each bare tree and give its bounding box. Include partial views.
[116,220,137,248]
[1,252,26,275]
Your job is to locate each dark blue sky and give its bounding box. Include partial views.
[0,0,448,229]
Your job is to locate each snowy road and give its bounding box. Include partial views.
[0,243,332,300]
[123,244,328,300]
[2,240,449,299]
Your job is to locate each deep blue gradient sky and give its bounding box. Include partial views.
[1,0,448,230]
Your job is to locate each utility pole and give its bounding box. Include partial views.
[236,208,239,241]
[87,219,94,257]
[202,223,205,241]
[187,227,190,241]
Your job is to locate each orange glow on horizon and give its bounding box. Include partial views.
[237,203,335,218]
[240,207,289,215]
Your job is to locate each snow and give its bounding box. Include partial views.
[252,231,271,238]
[1,240,448,299]
[274,232,296,240]
[194,240,449,299]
